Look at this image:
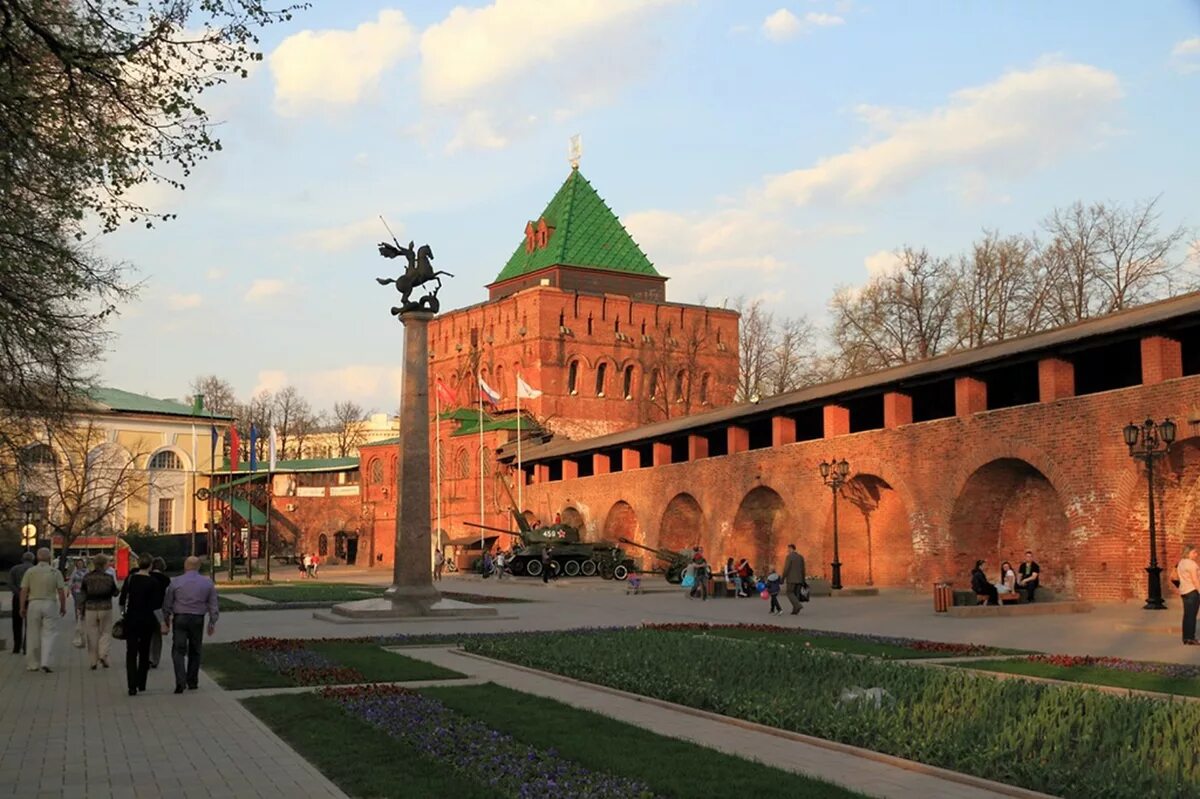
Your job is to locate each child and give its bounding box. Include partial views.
[765,567,783,615]
[626,571,642,595]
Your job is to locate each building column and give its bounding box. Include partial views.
[727,426,749,454]
[652,442,672,467]
[823,405,849,438]
[561,459,579,480]
[1038,357,1075,402]
[1141,335,1183,385]
[687,434,709,461]
[882,392,912,429]
[534,464,550,483]
[955,376,987,417]
[771,416,796,447]
[621,448,641,471]
[592,453,611,475]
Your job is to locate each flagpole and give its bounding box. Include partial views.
[435,388,443,552]
[264,470,272,583]
[517,379,522,513]
[209,416,217,581]
[190,423,198,557]
[478,375,485,559]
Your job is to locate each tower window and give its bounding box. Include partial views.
[623,365,634,399]
[567,360,580,395]
[595,362,607,397]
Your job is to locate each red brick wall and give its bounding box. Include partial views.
[514,375,1200,601]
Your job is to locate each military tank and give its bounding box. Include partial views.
[617,538,690,583]
[464,508,634,579]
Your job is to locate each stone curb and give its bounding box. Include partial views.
[452,649,1059,799]
[922,660,1200,703]
[226,676,486,699]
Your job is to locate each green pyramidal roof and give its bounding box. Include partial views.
[493,169,660,284]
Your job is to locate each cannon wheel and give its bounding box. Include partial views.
[580,559,598,577]
[526,559,543,577]
[563,559,581,577]
[612,564,630,581]
[599,561,615,580]
[509,559,526,576]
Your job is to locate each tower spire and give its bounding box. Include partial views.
[568,134,582,170]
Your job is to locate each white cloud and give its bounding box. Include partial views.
[762,8,844,42]
[166,292,203,310]
[863,249,902,278]
[296,365,405,410]
[1172,36,1200,73]
[294,216,400,254]
[254,370,288,396]
[763,60,1122,206]
[419,0,679,150]
[244,279,289,303]
[205,268,224,281]
[269,10,416,116]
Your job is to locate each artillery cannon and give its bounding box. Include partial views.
[617,537,690,583]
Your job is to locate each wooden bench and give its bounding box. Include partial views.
[976,593,1020,605]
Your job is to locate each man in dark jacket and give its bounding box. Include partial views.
[781,544,807,615]
[9,552,35,654]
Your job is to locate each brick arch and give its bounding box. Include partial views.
[729,485,793,573]
[560,505,585,531]
[658,493,706,554]
[603,500,639,543]
[948,458,1071,594]
[822,473,913,588]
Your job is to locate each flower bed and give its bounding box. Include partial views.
[323,684,656,798]
[1024,654,1200,678]
[203,638,463,689]
[464,628,1200,799]
[238,638,365,685]
[641,623,1000,657]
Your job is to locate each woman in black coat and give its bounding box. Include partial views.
[119,554,166,696]
[970,559,999,606]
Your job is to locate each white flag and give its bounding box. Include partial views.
[516,374,542,400]
[268,426,278,472]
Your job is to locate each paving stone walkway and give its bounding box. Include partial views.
[0,636,345,799]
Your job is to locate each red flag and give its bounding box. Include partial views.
[229,425,241,471]
[434,379,456,407]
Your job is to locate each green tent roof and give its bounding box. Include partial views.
[90,387,234,420]
[225,495,268,527]
[217,457,358,475]
[492,169,659,284]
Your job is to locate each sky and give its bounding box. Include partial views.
[98,0,1200,414]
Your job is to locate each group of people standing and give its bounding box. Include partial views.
[9,549,220,696]
[296,552,321,579]
[682,544,809,615]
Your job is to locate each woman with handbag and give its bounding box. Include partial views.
[118,553,166,696]
[81,554,118,669]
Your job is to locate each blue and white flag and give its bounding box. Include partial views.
[477,374,501,405]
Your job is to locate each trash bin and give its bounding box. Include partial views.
[933,582,952,613]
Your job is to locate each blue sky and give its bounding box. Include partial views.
[99,0,1200,413]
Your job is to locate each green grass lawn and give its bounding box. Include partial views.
[961,659,1200,697]
[203,641,464,689]
[672,627,1006,659]
[233,582,385,602]
[243,694,494,799]
[422,683,865,798]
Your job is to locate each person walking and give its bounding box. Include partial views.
[147,558,171,668]
[690,550,709,601]
[433,548,445,581]
[311,554,321,579]
[781,544,807,615]
[495,550,506,581]
[541,546,553,583]
[120,553,165,695]
[68,558,88,648]
[162,556,219,694]
[303,552,313,578]
[19,548,67,673]
[1177,544,1200,645]
[765,567,783,615]
[81,554,118,669]
[9,552,35,655]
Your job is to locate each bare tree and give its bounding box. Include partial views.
[734,298,774,402]
[291,407,323,461]
[954,231,1043,348]
[1094,196,1188,311]
[29,421,152,567]
[330,401,366,458]
[768,316,818,395]
[272,386,315,460]
[189,375,238,418]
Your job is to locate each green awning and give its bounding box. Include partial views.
[225,495,269,527]
[211,473,265,492]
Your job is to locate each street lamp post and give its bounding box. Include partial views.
[819,458,851,590]
[1123,417,1176,611]
[19,492,35,552]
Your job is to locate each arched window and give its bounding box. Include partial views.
[567,360,580,395]
[368,458,384,485]
[318,533,328,556]
[595,362,608,397]
[674,371,687,402]
[456,448,470,479]
[148,450,182,470]
[648,369,661,400]
[699,373,711,404]
[22,444,57,468]
[623,365,634,399]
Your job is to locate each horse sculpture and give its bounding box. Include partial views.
[376,240,454,314]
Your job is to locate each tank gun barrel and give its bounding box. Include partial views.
[617,537,686,562]
[463,521,518,536]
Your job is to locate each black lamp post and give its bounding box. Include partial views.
[19,492,35,552]
[1123,417,1176,611]
[819,458,851,590]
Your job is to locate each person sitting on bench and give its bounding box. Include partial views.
[995,560,1018,602]
[971,559,999,605]
[1017,550,1041,602]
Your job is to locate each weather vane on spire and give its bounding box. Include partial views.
[568,134,582,170]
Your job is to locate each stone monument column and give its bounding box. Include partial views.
[384,309,440,612]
